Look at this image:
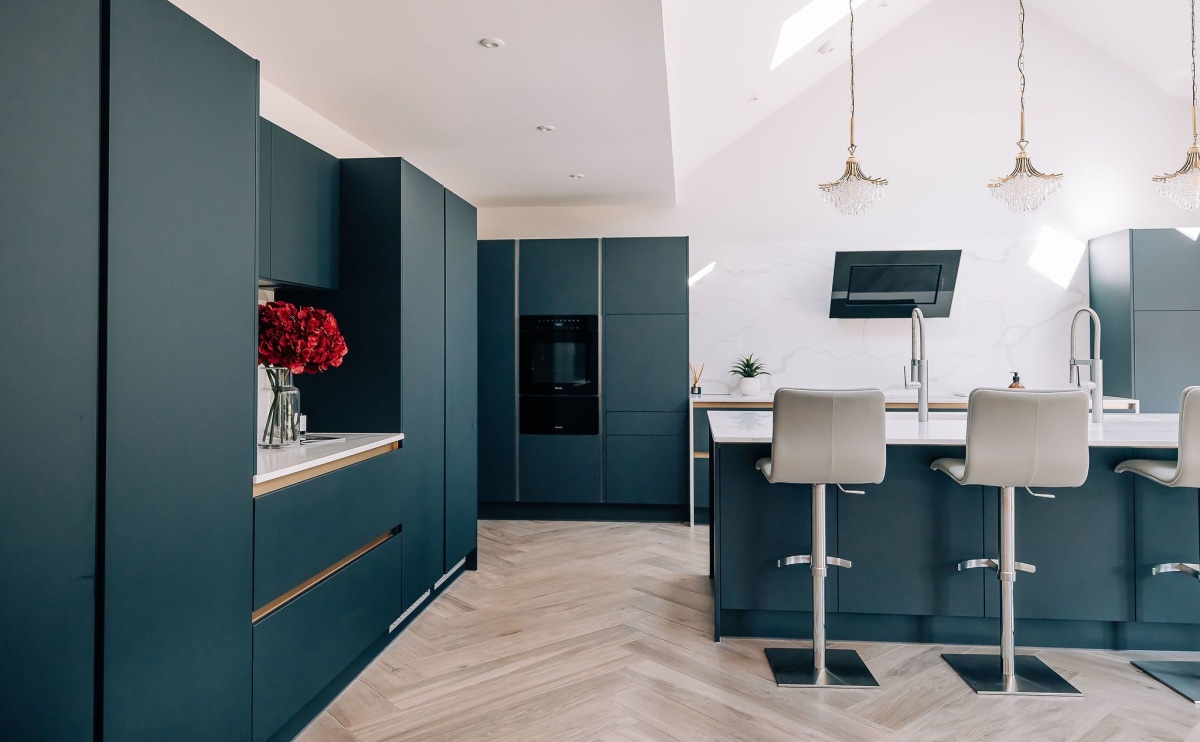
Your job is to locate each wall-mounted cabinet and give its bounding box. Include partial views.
[518,238,599,315]
[1089,229,1200,412]
[258,118,339,290]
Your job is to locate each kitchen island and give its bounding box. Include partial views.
[707,410,1200,650]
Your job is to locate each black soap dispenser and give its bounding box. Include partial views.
[1009,372,1025,389]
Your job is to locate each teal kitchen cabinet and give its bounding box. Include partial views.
[602,237,689,315]
[478,240,518,503]
[259,118,339,290]
[518,238,600,315]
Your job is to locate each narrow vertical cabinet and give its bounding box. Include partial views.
[478,241,518,503]
[0,1,100,738]
[104,0,258,738]
[601,238,689,508]
[1089,228,1200,412]
[444,189,479,571]
[258,118,340,290]
[280,158,463,610]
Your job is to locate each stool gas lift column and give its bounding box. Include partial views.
[755,388,887,688]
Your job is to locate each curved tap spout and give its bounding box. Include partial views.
[1070,308,1101,365]
[906,308,929,422]
[1069,308,1104,423]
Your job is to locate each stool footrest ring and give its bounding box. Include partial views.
[957,558,1035,574]
[1152,562,1200,579]
[777,554,852,569]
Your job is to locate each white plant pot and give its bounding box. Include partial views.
[738,376,761,396]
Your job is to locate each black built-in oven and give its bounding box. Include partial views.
[519,315,599,434]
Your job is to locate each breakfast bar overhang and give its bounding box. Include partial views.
[707,410,1200,651]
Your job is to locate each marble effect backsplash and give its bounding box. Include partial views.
[687,240,1089,397]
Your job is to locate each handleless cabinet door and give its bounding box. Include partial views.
[604,314,689,413]
[445,189,478,568]
[1132,229,1200,311]
[268,122,339,289]
[602,237,688,315]
[518,238,599,315]
[0,2,100,738]
[1133,310,1200,413]
[105,0,257,738]
[479,240,518,502]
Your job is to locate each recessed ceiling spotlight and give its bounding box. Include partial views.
[479,38,505,49]
[536,125,556,132]
[747,96,760,103]
[569,173,586,179]
[818,40,836,55]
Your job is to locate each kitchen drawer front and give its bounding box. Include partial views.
[252,533,403,742]
[693,409,710,452]
[606,411,686,436]
[254,449,403,609]
[605,434,688,505]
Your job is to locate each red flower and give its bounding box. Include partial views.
[257,301,348,374]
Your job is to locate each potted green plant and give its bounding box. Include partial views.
[729,353,770,396]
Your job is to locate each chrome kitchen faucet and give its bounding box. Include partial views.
[904,308,929,422]
[1070,308,1104,423]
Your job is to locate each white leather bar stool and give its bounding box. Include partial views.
[1115,385,1200,703]
[931,388,1090,696]
[756,388,886,689]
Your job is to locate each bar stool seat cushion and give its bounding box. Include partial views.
[1115,459,1180,486]
[930,458,967,483]
[758,388,887,486]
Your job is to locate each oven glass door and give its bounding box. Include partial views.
[520,316,598,396]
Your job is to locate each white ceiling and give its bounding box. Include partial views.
[171,0,1197,208]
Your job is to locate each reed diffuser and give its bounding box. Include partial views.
[689,362,705,395]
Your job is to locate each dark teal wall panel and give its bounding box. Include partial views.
[104,0,256,737]
[518,238,599,315]
[478,241,518,503]
[444,189,478,568]
[602,237,688,314]
[0,1,100,738]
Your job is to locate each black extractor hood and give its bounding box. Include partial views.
[829,249,962,318]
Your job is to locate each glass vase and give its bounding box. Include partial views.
[259,367,301,448]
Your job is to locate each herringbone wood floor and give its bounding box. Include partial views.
[296,521,1200,741]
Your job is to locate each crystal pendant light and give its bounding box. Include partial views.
[819,0,887,216]
[1153,0,1200,210]
[988,0,1062,213]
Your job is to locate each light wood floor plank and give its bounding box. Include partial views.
[290,520,1200,741]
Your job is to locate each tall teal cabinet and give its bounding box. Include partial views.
[2,0,257,739]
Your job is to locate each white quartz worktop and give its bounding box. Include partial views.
[692,391,1140,411]
[707,411,1180,449]
[254,433,404,484]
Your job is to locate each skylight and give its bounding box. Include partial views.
[1028,226,1086,289]
[771,0,870,71]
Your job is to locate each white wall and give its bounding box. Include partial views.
[260,79,381,158]
[478,0,1198,396]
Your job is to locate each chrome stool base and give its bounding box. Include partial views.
[941,653,1081,696]
[1132,661,1200,704]
[765,647,879,689]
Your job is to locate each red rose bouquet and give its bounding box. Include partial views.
[258,301,349,374]
[258,301,348,447]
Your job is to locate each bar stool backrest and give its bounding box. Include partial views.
[961,388,1090,488]
[768,388,886,485]
[1171,386,1200,487]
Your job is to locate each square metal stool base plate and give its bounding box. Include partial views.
[941,653,1081,696]
[1132,661,1200,704]
[765,647,879,689]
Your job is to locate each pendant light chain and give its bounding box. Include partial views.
[1154,0,1200,209]
[848,0,857,155]
[1018,0,1027,146]
[1192,0,1197,142]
